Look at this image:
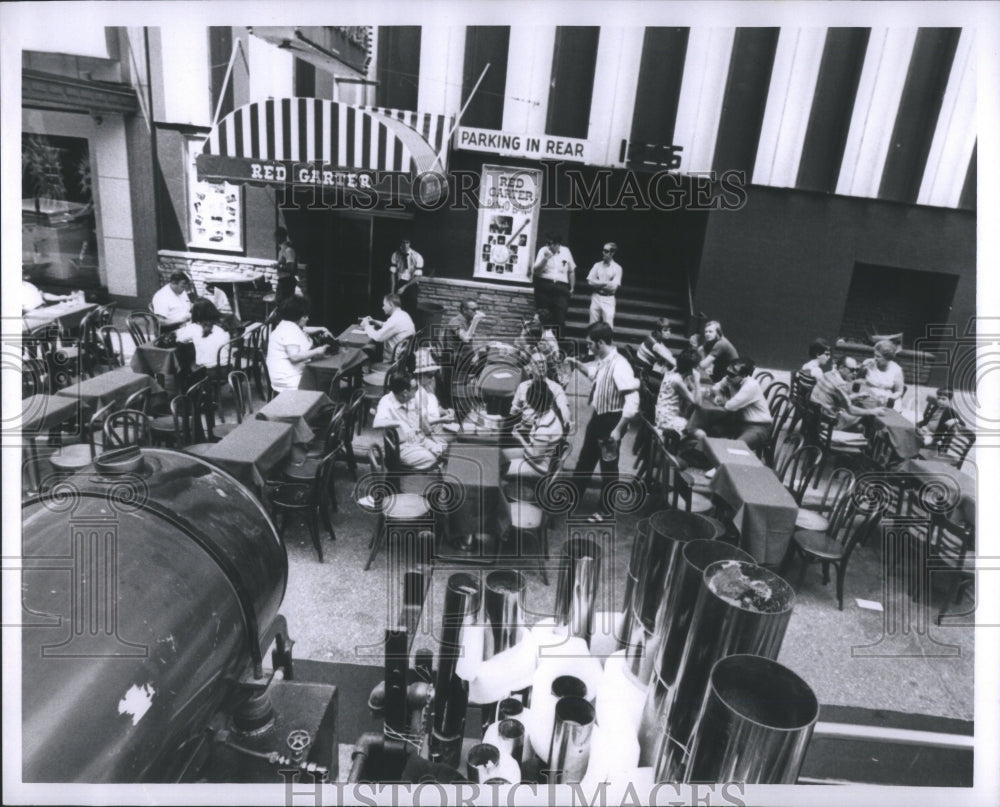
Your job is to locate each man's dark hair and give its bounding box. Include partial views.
[275,227,288,242]
[388,371,414,397]
[546,233,563,245]
[808,339,831,359]
[277,294,311,323]
[936,387,954,398]
[190,298,222,338]
[675,347,701,376]
[168,271,189,285]
[728,357,755,378]
[655,317,672,330]
[586,322,614,346]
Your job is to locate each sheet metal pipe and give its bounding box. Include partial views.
[466,743,501,783]
[684,655,819,784]
[497,718,526,764]
[484,570,526,659]
[615,517,650,648]
[554,538,602,644]
[637,541,754,765]
[431,573,482,768]
[653,560,795,782]
[623,511,722,688]
[547,697,596,784]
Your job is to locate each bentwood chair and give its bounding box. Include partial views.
[98,325,127,370]
[781,496,883,610]
[269,449,340,563]
[795,467,856,532]
[228,370,255,424]
[48,401,116,475]
[127,311,160,346]
[103,409,152,449]
[776,443,823,504]
[934,426,976,470]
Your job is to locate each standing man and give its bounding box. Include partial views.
[390,238,424,317]
[566,322,640,524]
[529,234,576,332]
[585,242,622,327]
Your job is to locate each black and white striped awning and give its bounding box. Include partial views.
[196,98,453,201]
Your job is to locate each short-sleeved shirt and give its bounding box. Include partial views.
[175,322,231,368]
[510,377,571,425]
[707,337,739,382]
[267,319,312,392]
[151,285,192,323]
[587,347,640,417]
[586,260,623,293]
[533,245,576,284]
[390,249,424,283]
[22,281,45,312]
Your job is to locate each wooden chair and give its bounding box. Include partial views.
[123,387,151,415]
[127,311,160,346]
[754,370,775,387]
[48,401,116,474]
[934,425,975,470]
[98,325,127,370]
[360,444,434,571]
[277,402,346,483]
[762,380,789,406]
[102,409,152,449]
[930,512,975,625]
[269,449,340,563]
[781,496,883,610]
[762,395,795,467]
[661,446,714,514]
[795,467,856,532]
[776,443,823,504]
[228,370,255,424]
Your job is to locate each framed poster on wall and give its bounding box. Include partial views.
[186,137,243,252]
[473,165,543,283]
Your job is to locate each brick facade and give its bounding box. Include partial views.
[417,277,537,340]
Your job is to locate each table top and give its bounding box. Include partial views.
[256,389,332,443]
[23,301,97,332]
[897,457,976,526]
[299,347,367,392]
[338,324,374,347]
[710,462,798,565]
[446,443,502,488]
[478,365,522,397]
[202,420,295,489]
[21,394,81,434]
[867,408,921,461]
[130,341,195,376]
[704,437,764,468]
[54,368,155,408]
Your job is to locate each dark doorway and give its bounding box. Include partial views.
[281,206,413,330]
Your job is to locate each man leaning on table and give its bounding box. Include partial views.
[566,322,640,524]
[361,293,416,358]
[151,271,193,327]
[811,355,884,430]
[22,276,76,312]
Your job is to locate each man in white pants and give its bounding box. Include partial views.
[586,242,622,327]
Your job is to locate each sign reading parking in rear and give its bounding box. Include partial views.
[456,126,590,163]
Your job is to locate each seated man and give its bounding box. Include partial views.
[697,320,739,383]
[442,299,485,402]
[917,387,962,448]
[413,349,459,441]
[801,339,832,382]
[810,355,883,430]
[151,271,193,327]
[373,371,446,471]
[515,309,564,384]
[692,357,772,454]
[22,276,75,312]
[635,317,677,374]
[362,293,416,359]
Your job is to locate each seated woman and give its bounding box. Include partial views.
[503,376,567,476]
[691,357,772,454]
[510,351,572,427]
[654,347,702,436]
[174,299,231,372]
[373,371,446,470]
[265,295,334,393]
[860,339,905,409]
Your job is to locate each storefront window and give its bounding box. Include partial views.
[21,133,99,289]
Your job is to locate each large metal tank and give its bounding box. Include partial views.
[20,448,288,782]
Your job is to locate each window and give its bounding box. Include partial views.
[546,27,600,139]
[209,27,235,121]
[376,26,421,110]
[462,26,510,130]
[294,58,316,98]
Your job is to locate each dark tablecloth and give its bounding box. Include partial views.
[705,437,765,468]
[867,409,921,461]
[55,368,156,411]
[22,301,96,334]
[20,394,81,434]
[130,342,196,393]
[710,463,798,564]
[445,444,512,541]
[300,347,367,392]
[337,325,375,348]
[897,458,976,528]
[688,392,734,434]
[256,389,332,443]
[200,420,295,491]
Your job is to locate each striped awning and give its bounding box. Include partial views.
[196,98,453,202]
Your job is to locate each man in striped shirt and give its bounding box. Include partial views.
[635,317,677,373]
[567,322,640,524]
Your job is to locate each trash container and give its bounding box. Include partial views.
[415,301,445,336]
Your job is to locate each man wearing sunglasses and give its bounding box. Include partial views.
[810,355,884,430]
[585,242,622,327]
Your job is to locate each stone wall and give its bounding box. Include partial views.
[417,277,536,340]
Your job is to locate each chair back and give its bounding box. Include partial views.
[754,370,775,386]
[937,425,975,469]
[86,400,117,458]
[98,325,126,370]
[228,370,254,423]
[817,468,856,514]
[383,426,404,472]
[186,378,217,441]
[778,444,823,504]
[762,380,789,405]
[662,449,697,512]
[318,402,348,455]
[773,432,804,479]
[123,387,151,415]
[169,394,200,447]
[103,409,152,449]
[790,370,817,409]
[342,387,367,436]
[763,395,795,467]
[127,312,160,346]
[862,430,895,470]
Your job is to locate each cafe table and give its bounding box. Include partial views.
[477,364,522,416]
[20,394,86,492]
[130,341,196,393]
[438,443,513,564]
[709,463,799,565]
[687,391,734,435]
[704,437,764,468]
[55,368,157,412]
[202,270,263,321]
[896,457,976,528]
[196,419,295,493]
[255,389,333,443]
[337,324,375,348]
[300,346,367,393]
[22,300,97,334]
[866,408,921,461]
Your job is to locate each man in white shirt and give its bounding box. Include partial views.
[566,322,640,523]
[22,278,73,312]
[362,293,416,359]
[389,238,424,316]
[151,272,193,327]
[586,242,623,327]
[529,233,576,332]
[373,372,444,470]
